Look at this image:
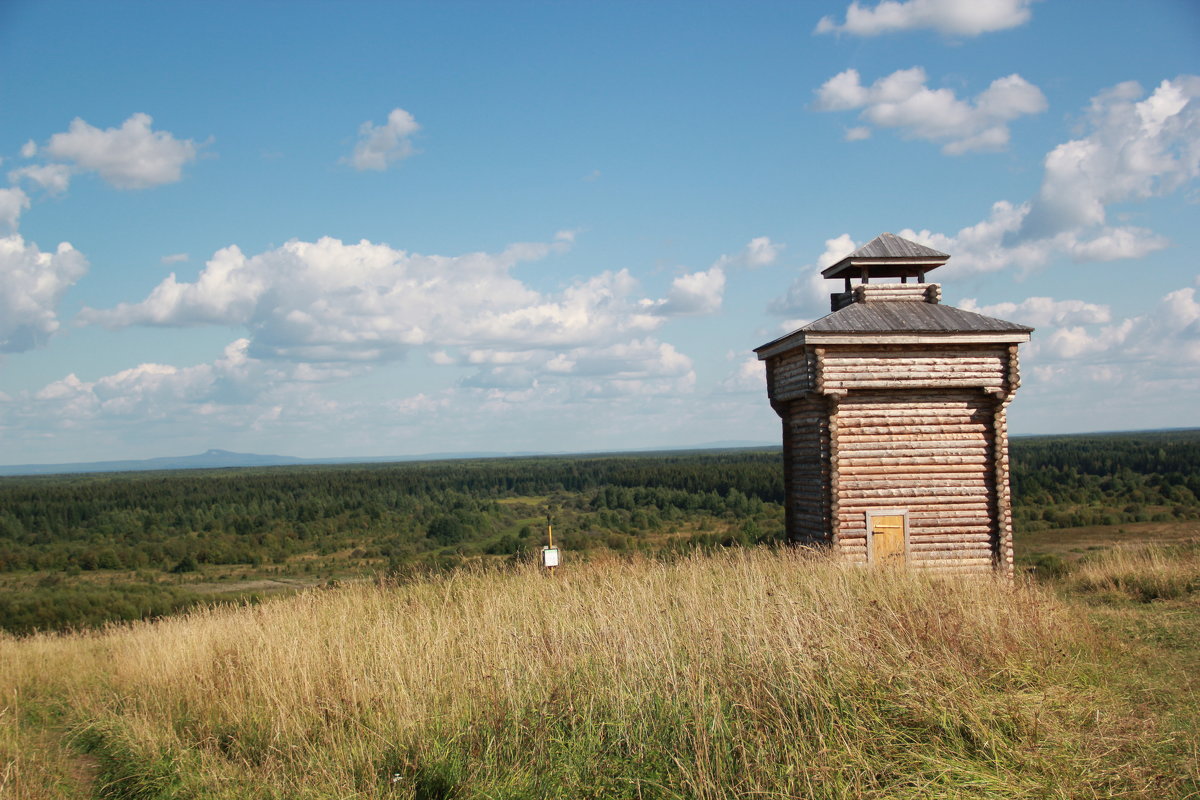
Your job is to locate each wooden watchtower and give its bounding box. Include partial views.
[755,233,1032,575]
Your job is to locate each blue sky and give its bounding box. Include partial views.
[1,0,1198,464]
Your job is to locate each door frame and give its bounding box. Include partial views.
[865,509,910,565]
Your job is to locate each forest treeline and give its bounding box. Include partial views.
[0,451,784,575]
[2,433,1199,574]
[1010,429,1200,529]
[1,431,1197,633]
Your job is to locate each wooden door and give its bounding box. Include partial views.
[870,514,906,565]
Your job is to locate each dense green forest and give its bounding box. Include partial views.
[1,430,1197,633]
[1010,429,1200,529]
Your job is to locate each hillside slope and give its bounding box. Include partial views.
[3,546,1197,799]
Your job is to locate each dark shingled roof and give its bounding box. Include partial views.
[822,232,950,279]
[844,232,948,261]
[801,301,1033,334]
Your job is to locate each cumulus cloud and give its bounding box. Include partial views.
[958,297,1112,328]
[0,234,89,353]
[815,0,1033,37]
[348,108,420,171]
[78,232,671,364]
[10,330,702,457]
[652,266,726,316]
[719,357,766,393]
[41,113,200,189]
[68,228,762,425]
[0,188,30,231]
[458,337,696,398]
[815,67,1046,154]
[732,236,783,269]
[767,234,857,317]
[892,207,1172,279]
[776,75,1200,317]
[1012,283,1200,402]
[1019,77,1200,240]
[8,163,72,195]
[20,339,313,437]
[642,237,779,317]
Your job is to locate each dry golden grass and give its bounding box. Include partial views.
[1065,540,1200,602]
[2,547,1195,799]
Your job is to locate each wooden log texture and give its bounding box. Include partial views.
[909,557,995,569]
[768,348,817,401]
[784,397,832,544]
[818,344,1009,393]
[826,390,1001,567]
[823,371,1004,389]
[848,283,942,305]
[774,341,1021,575]
[992,394,1016,578]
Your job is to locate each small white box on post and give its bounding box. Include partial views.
[542,521,559,572]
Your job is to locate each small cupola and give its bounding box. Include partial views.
[823,232,949,312]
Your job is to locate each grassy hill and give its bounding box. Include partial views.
[2,431,1198,636]
[3,544,1198,799]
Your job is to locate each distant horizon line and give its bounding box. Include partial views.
[2,427,1198,478]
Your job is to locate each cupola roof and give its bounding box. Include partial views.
[821,232,949,280]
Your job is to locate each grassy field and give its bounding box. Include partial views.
[2,526,1198,799]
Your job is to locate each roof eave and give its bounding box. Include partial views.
[756,330,1031,360]
[821,257,949,279]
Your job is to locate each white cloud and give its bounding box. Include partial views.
[459,337,695,397]
[0,234,89,353]
[952,282,1199,435]
[1019,77,1200,239]
[652,266,726,315]
[773,75,1199,317]
[815,67,1046,154]
[768,234,857,317]
[78,233,671,363]
[957,297,1111,328]
[65,229,767,439]
[8,163,72,195]
[20,340,299,436]
[25,338,375,426]
[348,108,420,171]
[642,237,777,317]
[816,233,858,268]
[10,331,702,455]
[707,236,784,273]
[844,126,872,141]
[0,188,30,231]
[719,357,766,393]
[19,140,37,158]
[1014,284,1200,402]
[737,236,783,268]
[815,0,1033,37]
[43,113,200,189]
[160,253,189,265]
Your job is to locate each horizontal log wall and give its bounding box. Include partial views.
[853,283,941,304]
[768,347,817,401]
[820,344,1010,394]
[834,390,998,572]
[784,397,831,545]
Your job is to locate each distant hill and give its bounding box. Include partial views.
[0,442,778,477]
[0,449,309,476]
